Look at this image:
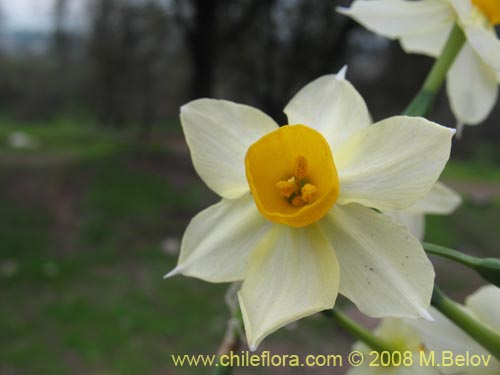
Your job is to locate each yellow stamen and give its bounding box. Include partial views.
[275,177,299,198]
[291,196,305,207]
[472,0,500,24]
[294,155,308,180]
[301,183,318,204]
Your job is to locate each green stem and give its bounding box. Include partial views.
[432,287,500,361]
[212,364,233,375]
[323,309,398,353]
[403,23,465,116]
[212,319,241,375]
[423,242,480,267]
[424,242,500,287]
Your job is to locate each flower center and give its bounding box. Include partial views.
[275,156,319,207]
[245,124,339,228]
[472,0,500,24]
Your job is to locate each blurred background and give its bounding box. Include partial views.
[0,0,498,374]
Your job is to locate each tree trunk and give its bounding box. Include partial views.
[187,0,217,99]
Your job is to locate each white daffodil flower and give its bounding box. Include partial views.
[166,71,455,349]
[347,318,441,375]
[338,0,500,127]
[385,182,462,240]
[409,285,500,374]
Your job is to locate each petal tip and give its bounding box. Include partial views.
[419,308,434,322]
[164,266,182,279]
[336,65,348,80]
[335,6,350,15]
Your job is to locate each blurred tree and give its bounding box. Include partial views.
[88,0,169,135]
[172,0,264,99]
[219,0,354,121]
[53,0,70,66]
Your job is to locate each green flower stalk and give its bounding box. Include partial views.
[424,242,500,288]
[323,309,398,353]
[431,287,500,361]
[404,23,465,117]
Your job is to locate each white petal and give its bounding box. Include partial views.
[337,65,348,80]
[465,26,500,71]
[385,211,425,241]
[238,224,339,349]
[447,0,473,21]
[338,0,453,57]
[321,204,434,319]
[406,182,462,215]
[408,306,500,374]
[335,116,455,211]
[400,21,454,57]
[348,319,440,375]
[181,99,278,199]
[283,74,371,153]
[447,44,498,125]
[466,285,500,333]
[167,194,272,282]
[372,318,422,350]
[384,182,460,241]
[450,0,500,68]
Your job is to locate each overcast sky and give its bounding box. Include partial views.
[3,0,86,32]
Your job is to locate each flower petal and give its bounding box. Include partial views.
[321,203,434,319]
[384,182,460,240]
[238,224,339,349]
[406,182,462,215]
[166,194,271,282]
[452,0,500,70]
[447,43,499,125]
[385,211,425,240]
[283,74,371,153]
[465,26,500,56]
[335,116,455,211]
[447,0,472,20]
[348,319,440,375]
[400,21,454,57]
[181,99,278,199]
[408,306,500,374]
[466,285,500,333]
[337,0,454,57]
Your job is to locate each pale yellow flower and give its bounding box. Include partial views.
[347,318,440,375]
[338,0,500,127]
[167,71,454,349]
[349,287,500,374]
[409,285,500,374]
[385,182,461,240]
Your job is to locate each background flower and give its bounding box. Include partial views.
[347,318,440,375]
[338,0,500,128]
[385,182,462,240]
[409,285,500,374]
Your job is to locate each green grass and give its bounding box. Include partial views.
[0,120,224,375]
[0,120,499,375]
[443,159,500,182]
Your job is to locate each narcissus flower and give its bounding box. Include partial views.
[347,318,441,375]
[338,0,500,127]
[348,286,500,375]
[166,71,455,349]
[410,285,500,374]
[385,182,461,240]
